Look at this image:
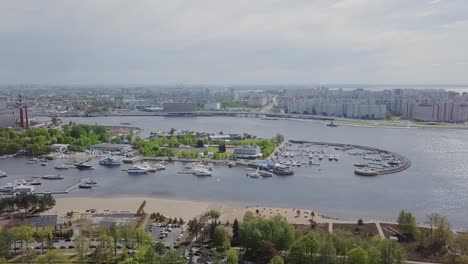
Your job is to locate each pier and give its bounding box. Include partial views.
[35,178,90,195]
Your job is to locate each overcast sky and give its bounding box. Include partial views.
[1,0,467,85]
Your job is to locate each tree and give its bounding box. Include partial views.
[232,218,240,245]
[287,232,320,264]
[367,246,382,264]
[226,249,238,264]
[397,210,417,239]
[240,216,295,253]
[318,239,337,264]
[274,134,284,144]
[204,209,221,220]
[213,226,231,252]
[348,246,369,264]
[257,240,278,264]
[269,256,285,264]
[196,139,204,148]
[243,211,255,222]
[218,143,226,153]
[21,248,37,264]
[108,223,120,258]
[36,249,68,264]
[0,229,14,258]
[75,235,90,264]
[426,213,451,250]
[380,239,406,264]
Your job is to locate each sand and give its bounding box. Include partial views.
[50,197,229,220]
[49,197,375,226]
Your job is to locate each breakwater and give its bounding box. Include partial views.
[289,140,411,176]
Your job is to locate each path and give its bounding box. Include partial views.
[375,222,385,239]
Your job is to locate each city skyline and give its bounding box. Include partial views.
[1,0,468,85]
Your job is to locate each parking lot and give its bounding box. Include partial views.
[146,223,186,247]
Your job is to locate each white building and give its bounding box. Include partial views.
[233,145,262,159]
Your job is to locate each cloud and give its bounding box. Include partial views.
[0,0,467,84]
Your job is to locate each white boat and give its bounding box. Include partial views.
[258,170,273,177]
[318,155,324,160]
[328,155,334,161]
[99,156,122,166]
[194,169,212,176]
[0,170,6,178]
[0,183,15,193]
[227,162,236,168]
[153,164,166,171]
[127,166,149,174]
[54,164,69,170]
[309,154,313,159]
[334,155,339,161]
[13,184,35,194]
[42,175,64,180]
[246,168,261,178]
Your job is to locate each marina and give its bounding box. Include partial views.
[6,115,468,228]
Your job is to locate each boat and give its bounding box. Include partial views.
[75,163,94,170]
[258,170,273,177]
[328,155,334,161]
[99,156,122,166]
[227,162,236,168]
[41,175,64,180]
[309,154,313,159]
[334,155,339,161]
[0,183,15,193]
[194,169,212,176]
[309,160,320,166]
[326,121,338,127]
[79,184,93,189]
[30,182,42,186]
[54,164,69,170]
[0,170,6,178]
[246,168,261,178]
[273,166,294,175]
[318,155,324,160]
[26,159,37,164]
[86,180,97,185]
[40,163,47,166]
[127,166,149,174]
[120,122,132,126]
[353,163,367,167]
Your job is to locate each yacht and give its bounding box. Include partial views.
[273,166,294,175]
[328,155,334,161]
[154,164,166,171]
[42,175,64,180]
[79,184,93,189]
[227,162,236,168]
[54,164,69,170]
[0,183,15,193]
[194,169,212,176]
[318,154,324,160]
[76,163,94,170]
[0,170,6,178]
[309,154,313,159]
[99,156,122,166]
[246,168,261,178]
[258,170,273,177]
[27,158,37,164]
[127,166,149,174]
[334,155,339,161]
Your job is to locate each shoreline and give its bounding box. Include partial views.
[44,197,467,231]
[46,196,400,226]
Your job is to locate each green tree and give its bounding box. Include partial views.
[269,256,285,264]
[367,246,382,264]
[213,226,231,252]
[232,218,240,245]
[108,223,120,258]
[226,248,238,264]
[380,239,406,264]
[397,210,417,239]
[218,143,226,153]
[348,246,369,264]
[0,229,14,258]
[287,232,320,264]
[240,215,295,253]
[75,234,90,264]
[36,249,68,264]
[426,213,451,250]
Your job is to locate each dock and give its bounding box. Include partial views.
[35,178,90,195]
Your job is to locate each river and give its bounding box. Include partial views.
[3,116,468,228]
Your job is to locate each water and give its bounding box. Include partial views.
[3,116,468,228]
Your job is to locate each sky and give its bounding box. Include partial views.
[1,0,468,85]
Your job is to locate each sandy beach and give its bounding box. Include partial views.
[50,197,231,220]
[49,197,360,225]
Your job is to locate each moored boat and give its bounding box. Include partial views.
[76,163,94,170]
[99,156,122,166]
[42,175,64,180]
[127,166,149,174]
[54,164,69,170]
